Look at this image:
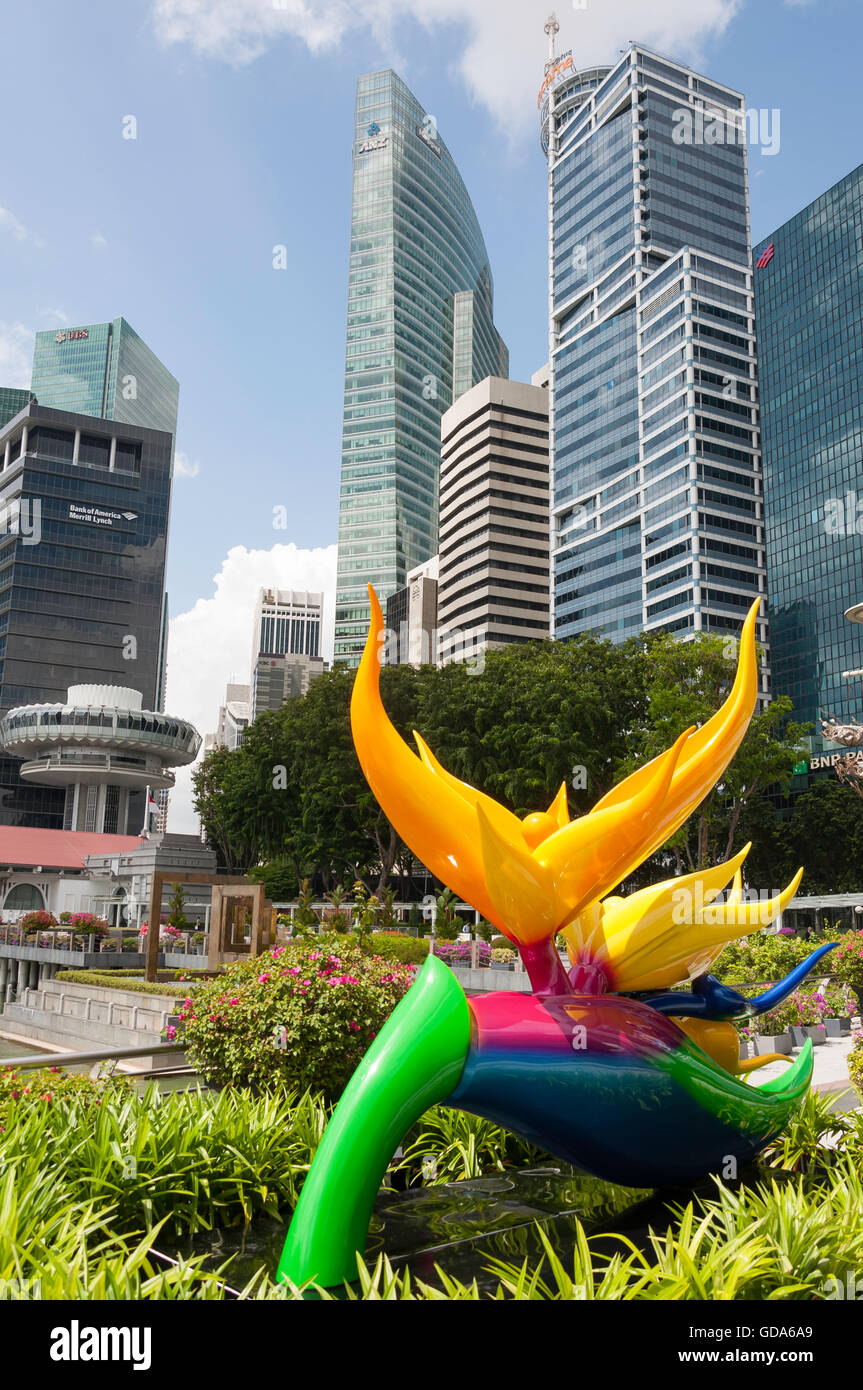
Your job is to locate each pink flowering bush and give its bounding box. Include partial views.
[68,912,108,935]
[830,930,863,993]
[0,1066,131,1113]
[433,940,492,968]
[757,988,827,1036]
[20,910,58,932]
[180,934,415,1098]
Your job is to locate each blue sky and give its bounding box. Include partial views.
[2,0,860,826]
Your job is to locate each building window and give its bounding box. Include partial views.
[4,883,45,911]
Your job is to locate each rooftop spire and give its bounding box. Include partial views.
[543,12,559,68]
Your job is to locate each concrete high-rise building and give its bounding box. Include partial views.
[252,653,327,712]
[542,37,767,669]
[437,377,550,662]
[385,555,439,666]
[209,683,251,751]
[335,70,509,667]
[0,405,174,827]
[250,588,323,718]
[754,163,863,732]
[30,319,179,436]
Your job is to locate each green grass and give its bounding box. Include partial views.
[2,1074,863,1299]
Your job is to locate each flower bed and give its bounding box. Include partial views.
[433,940,492,969]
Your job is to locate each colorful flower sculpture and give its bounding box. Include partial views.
[278,587,832,1289]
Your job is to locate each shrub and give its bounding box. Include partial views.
[433,940,491,968]
[54,969,191,998]
[829,930,863,992]
[364,932,429,965]
[432,889,462,942]
[181,936,414,1098]
[819,981,856,1019]
[68,912,108,935]
[0,1066,132,1114]
[19,911,58,932]
[714,931,828,985]
[849,1033,863,1098]
[491,947,517,963]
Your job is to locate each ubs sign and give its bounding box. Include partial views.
[55,329,89,344]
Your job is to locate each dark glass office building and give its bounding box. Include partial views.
[30,319,179,436]
[754,163,863,734]
[543,44,768,667]
[0,389,34,430]
[0,405,173,826]
[335,70,508,666]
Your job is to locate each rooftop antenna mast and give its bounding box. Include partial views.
[544,12,560,72]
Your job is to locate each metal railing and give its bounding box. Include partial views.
[0,1040,187,1072]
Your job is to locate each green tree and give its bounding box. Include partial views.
[166,883,190,932]
[617,631,810,876]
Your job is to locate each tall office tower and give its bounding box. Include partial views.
[0,405,173,826]
[438,376,550,662]
[30,319,179,435]
[542,35,768,668]
[252,653,327,712]
[334,69,509,667]
[250,588,323,718]
[754,163,863,730]
[0,390,34,430]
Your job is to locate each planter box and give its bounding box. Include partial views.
[824,1017,852,1038]
[490,962,515,972]
[790,1024,826,1047]
[753,1032,792,1056]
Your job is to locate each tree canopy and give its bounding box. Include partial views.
[192,631,829,898]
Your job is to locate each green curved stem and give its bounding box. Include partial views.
[277,954,471,1290]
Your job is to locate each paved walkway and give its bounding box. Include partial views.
[752,1033,860,1112]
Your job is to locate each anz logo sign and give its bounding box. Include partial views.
[358,121,388,153]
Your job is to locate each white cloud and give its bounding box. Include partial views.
[37,307,70,324]
[0,206,30,241]
[164,541,337,832]
[91,231,109,249]
[174,449,201,478]
[0,321,35,389]
[151,0,743,139]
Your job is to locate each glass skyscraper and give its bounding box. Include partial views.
[754,163,863,730]
[335,70,508,666]
[0,404,174,826]
[31,318,179,436]
[543,43,768,670]
[0,389,34,430]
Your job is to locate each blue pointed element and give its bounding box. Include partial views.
[745,942,839,1015]
[639,942,839,1021]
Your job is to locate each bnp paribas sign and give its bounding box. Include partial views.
[55,329,89,344]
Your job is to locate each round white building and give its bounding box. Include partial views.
[0,685,201,834]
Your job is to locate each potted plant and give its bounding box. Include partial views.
[752,998,794,1056]
[786,988,828,1047]
[491,947,517,972]
[819,981,855,1038]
